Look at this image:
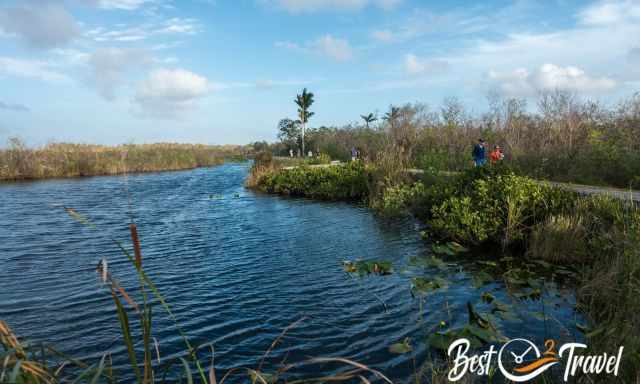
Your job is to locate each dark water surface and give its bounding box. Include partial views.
[0,163,584,382]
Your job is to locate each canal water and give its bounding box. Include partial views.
[0,162,584,382]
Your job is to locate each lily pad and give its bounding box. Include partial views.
[472,271,493,288]
[389,338,413,354]
[343,260,392,276]
[481,292,495,303]
[411,277,445,294]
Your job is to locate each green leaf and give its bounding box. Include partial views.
[389,338,413,354]
[112,289,142,383]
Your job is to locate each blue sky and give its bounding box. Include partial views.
[0,0,639,145]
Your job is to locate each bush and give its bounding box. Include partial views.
[419,167,577,246]
[256,161,369,201]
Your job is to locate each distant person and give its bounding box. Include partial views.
[308,150,313,158]
[472,139,487,167]
[489,145,504,164]
[351,147,357,161]
[289,149,294,158]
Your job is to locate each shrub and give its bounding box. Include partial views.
[256,161,369,201]
[420,167,577,246]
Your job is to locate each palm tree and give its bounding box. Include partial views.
[383,106,400,130]
[295,88,315,156]
[360,113,377,129]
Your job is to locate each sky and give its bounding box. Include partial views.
[0,0,639,145]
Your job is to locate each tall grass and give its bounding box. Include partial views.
[0,138,246,181]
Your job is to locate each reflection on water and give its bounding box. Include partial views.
[0,163,584,382]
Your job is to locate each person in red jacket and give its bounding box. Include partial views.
[489,145,504,164]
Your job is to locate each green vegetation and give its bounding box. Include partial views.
[250,162,640,381]
[253,161,369,201]
[0,138,245,181]
[256,91,640,188]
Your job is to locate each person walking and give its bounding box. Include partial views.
[472,139,487,166]
[351,147,357,161]
[289,148,294,158]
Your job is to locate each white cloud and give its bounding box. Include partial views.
[86,18,201,42]
[0,3,79,48]
[404,54,449,75]
[276,34,353,61]
[134,68,212,118]
[262,0,401,13]
[578,0,640,26]
[310,35,353,61]
[0,57,70,83]
[91,0,156,10]
[488,64,616,97]
[89,48,151,100]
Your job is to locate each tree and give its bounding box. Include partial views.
[360,113,377,129]
[277,118,301,153]
[383,106,400,130]
[295,88,315,155]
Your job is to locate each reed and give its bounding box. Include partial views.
[0,139,246,181]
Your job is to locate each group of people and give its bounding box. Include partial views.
[288,149,316,158]
[472,138,504,167]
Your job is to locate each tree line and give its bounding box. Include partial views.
[254,89,640,188]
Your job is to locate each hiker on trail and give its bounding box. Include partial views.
[472,139,487,166]
[489,145,504,164]
[351,147,357,161]
[289,149,294,158]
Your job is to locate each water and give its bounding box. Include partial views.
[0,163,584,382]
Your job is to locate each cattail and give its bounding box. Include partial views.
[129,224,142,269]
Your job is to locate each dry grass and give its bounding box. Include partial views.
[0,139,245,180]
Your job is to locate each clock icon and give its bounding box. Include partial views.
[498,339,559,382]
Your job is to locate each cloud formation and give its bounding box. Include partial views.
[89,47,151,100]
[404,54,449,75]
[578,0,640,26]
[488,64,617,97]
[85,18,201,42]
[263,0,401,13]
[88,0,156,10]
[276,34,353,61]
[0,3,79,48]
[134,68,211,118]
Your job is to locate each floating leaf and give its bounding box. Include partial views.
[411,277,443,294]
[481,292,495,303]
[342,260,392,276]
[389,338,413,354]
[472,271,493,288]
